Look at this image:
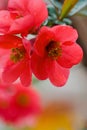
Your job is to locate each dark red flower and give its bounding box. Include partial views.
[31,25,83,86]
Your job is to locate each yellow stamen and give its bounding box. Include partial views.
[10,47,26,63]
[46,41,62,60]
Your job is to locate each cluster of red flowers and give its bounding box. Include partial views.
[0,0,83,87]
[0,0,83,126]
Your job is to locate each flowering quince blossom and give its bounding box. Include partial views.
[0,35,32,87]
[0,0,48,35]
[0,83,41,125]
[31,25,83,87]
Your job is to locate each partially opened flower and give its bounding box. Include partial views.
[0,35,32,87]
[31,25,83,87]
[0,0,48,35]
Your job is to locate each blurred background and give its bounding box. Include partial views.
[0,0,87,130]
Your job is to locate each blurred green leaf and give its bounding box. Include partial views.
[43,16,72,27]
[69,0,87,16]
[48,6,57,18]
[59,0,78,20]
[77,6,87,16]
[63,18,72,25]
[43,0,72,27]
[49,0,62,9]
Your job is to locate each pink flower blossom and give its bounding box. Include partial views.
[0,0,48,35]
[0,83,41,125]
[31,25,83,87]
[0,35,32,87]
[10,84,41,121]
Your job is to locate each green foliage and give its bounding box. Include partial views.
[43,1,72,27]
[69,0,87,16]
[43,0,87,27]
[59,0,78,20]
[77,6,87,16]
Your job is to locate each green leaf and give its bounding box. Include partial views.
[63,18,72,25]
[69,0,87,16]
[48,6,57,18]
[59,0,78,20]
[77,6,87,16]
[49,0,62,9]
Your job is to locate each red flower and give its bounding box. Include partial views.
[0,83,41,125]
[10,84,41,120]
[0,0,48,34]
[0,0,8,10]
[31,25,83,87]
[0,35,32,87]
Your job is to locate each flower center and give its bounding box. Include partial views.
[10,46,26,63]
[16,93,30,107]
[46,41,62,59]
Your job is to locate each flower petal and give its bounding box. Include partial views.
[48,60,70,87]
[22,38,31,56]
[0,11,13,33]
[57,42,83,68]
[8,0,29,14]
[31,52,48,80]
[0,35,22,49]
[28,0,48,27]
[9,15,34,34]
[2,60,24,84]
[20,60,32,87]
[52,25,78,42]
[0,49,10,68]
